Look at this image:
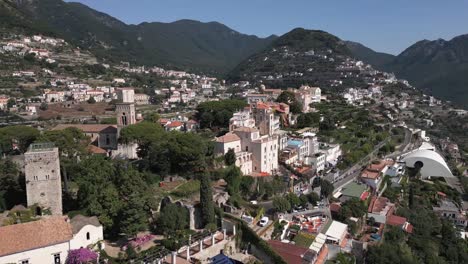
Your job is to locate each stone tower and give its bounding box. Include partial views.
[116,88,136,127]
[116,103,136,127]
[25,143,62,215]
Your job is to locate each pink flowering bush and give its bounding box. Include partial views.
[66,248,98,264]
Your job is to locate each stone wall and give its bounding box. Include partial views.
[25,147,62,215]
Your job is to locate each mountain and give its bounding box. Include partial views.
[344,41,395,70]
[387,35,468,107]
[6,0,276,74]
[228,28,366,89]
[0,0,52,35]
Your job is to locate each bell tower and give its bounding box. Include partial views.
[116,88,136,127]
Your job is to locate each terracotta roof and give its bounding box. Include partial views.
[368,196,389,213]
[268,240,310,264]
[87,145,107,154]
[361,170,380,179]
[255,102,270,110]
[53,124,117,133]
[0,216,73,257]
[167,121,184,128]
[387,215,407,226]
[216,133,240,143]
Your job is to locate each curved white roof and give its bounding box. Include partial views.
[402,149,453,178]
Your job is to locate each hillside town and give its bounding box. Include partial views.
[1,16,467,264]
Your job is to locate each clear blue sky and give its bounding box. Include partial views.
[66,0,468,55]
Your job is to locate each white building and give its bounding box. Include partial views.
[246,94,270,104]
[86,90,104,102]
[134,93,150,105]
[45,91,64,103]
[0,215,103,264]
[229,109,256,131]
[233,127,278,175]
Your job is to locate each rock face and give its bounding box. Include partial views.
[25,143,62,215]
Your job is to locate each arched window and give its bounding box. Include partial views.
[86,232,90,240]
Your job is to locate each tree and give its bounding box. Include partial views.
[196,100,247,128]
[119,193,149,238]
[337,198,367,221]
[224,166,242,195]
[66,248,98,264]
[296,112,320,128]
[6,98,15,108]
[157,203,189,234]
[87,96,96,104]
[75,156,122,231]
[224,148,236,166]
[299,194,309,207]
[0,159,24,212]
[199,173,215,227]
[286,192,300,208]
[306,192,320,205]
[276,91,302,114]
[39,102,48,110]
[0,125,40,154]
[320,179,334,198]
[273,196,291,213]
[38,127,90,191]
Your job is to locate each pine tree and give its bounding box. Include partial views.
[199,173,215,227]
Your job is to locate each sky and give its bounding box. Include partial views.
[66,0,468,55]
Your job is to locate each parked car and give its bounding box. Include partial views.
[259,216,269,227]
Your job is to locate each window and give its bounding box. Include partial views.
[86,232,90,240]
[20,260,29,264]
[106,135,110,145]
[53,253,61,264]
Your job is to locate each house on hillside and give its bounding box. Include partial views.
[0,216,103,264]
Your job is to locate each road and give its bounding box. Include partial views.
[327,138,390,190]
[330,127,416,191]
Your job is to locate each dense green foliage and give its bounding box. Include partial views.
[367,179,468,263]
[0,159,24,212]
[0,125,39,154]
[72,156,154,238]
[120,122,212,176]
[157,203,189,234]
[199,173,215,226]
[224,148,236,166]
[196,99,247,128]
[336,198,367,221]
[276,91,302,114]
[320,179,334,198]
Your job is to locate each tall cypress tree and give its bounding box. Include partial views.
[199,173,215,227]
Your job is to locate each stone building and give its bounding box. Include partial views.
[116,88,137,127]
[25,143,62,216]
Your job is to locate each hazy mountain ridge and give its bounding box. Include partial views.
[347,37,468,108]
